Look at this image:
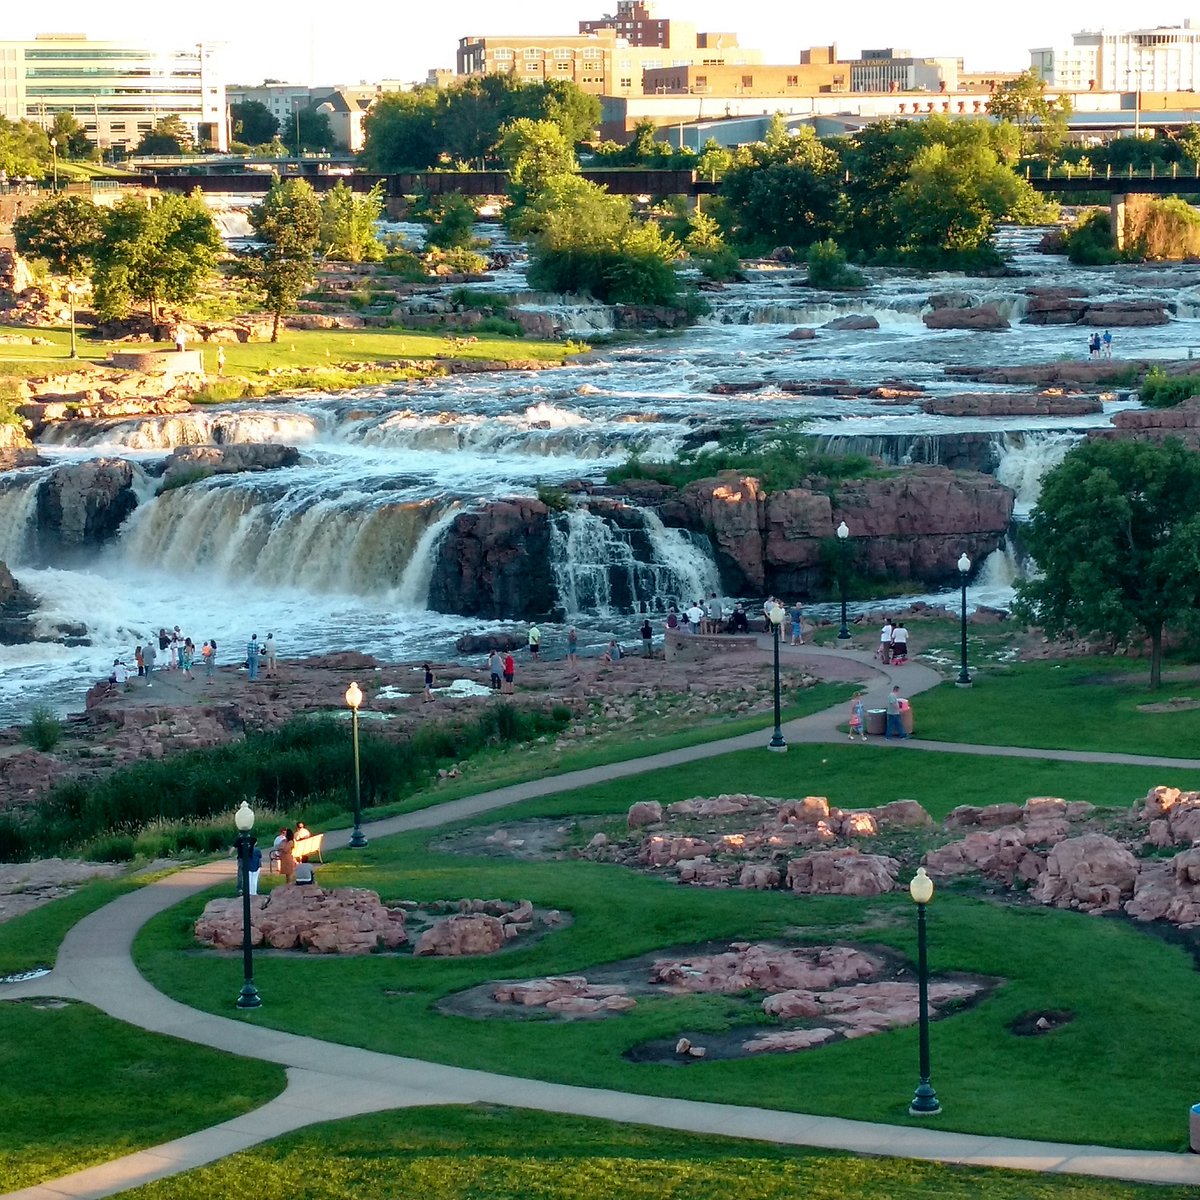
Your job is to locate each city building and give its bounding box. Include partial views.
[579,0,738,53]
[226,83,311,132]
[641,50,847,97]
[1032,22,1200,92]
[0,33,226,153]
[847,49,962,93]
[457,29,761,97]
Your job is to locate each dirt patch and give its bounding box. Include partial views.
[0,858,125,926]
[1137,697,1200,713]
[430,819,578,861]
[1008,1009,1075,1036]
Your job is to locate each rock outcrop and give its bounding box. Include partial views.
[922,304,1009,331]
[0,560,38,645]
[413,913,507,956]
[159,443,301,490]
[1089,394,1200,451]
[922,393,1101,418]
[34,458,138,556]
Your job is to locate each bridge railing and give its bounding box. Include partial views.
[1023,162,1200,181]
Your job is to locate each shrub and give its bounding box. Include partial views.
[694,245,742,282]
[473,316,523,337]
[805,239,868,289]
[157,467,212,494]
[536,482,572,511]
[84,834,136,862]
[1140,366,1200,409]
[382,249,428,281]
[23,705,62,752]
[424,194,479,251]
[1064,210,1119,265]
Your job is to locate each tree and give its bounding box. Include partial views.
[49,112,95,161]
[1014,439,1200,689]
[92,191,221,321]
[246,178,321,341]
[361,90,441,170]
[296,106,335,152]
[12,195,104,275]
[0,117,50,177]
[318,181,384,262]
[230,101,279,147]
[424,193,477,250]
[499,117,578,210]
[134,116,193,156]
[989,69,1071,158]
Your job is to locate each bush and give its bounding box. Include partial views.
[473,316,523,337]
[1140,366,1200,409]
[694,245,742,282]
[23,705,62,752]
[382,249,428,281]
[1064,211,1119,265]
[84,834,136,862]
[427,247,488,275]
[536,482,572,511]
[424,194,479,251]
[805,239,868,289]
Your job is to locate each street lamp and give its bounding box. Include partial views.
[836,520,851,640]
[66,280,80,359]
[49,136,57,192]
[233,801,261,1010]
[767,602,787,752]
[956,552,972,687]
[344,681,368,847]
[909,866,941,1116]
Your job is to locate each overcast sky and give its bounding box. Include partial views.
[6,3,1186,85]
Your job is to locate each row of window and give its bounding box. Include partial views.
[26,86,202,97]
[490,46,605,60]
[26,67,200,78]
[24,49,157,60]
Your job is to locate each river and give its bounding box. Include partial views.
[1,223,1198,725]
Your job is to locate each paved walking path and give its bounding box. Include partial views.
[6,643,1200,1199]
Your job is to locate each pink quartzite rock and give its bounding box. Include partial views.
[745,1028,838,1054]
[627,800,663,829]
[650,943,881,995]
[194,886,407,955]
[786,848,899,896]
[413,913,506,956]
[1030,834,1139,912]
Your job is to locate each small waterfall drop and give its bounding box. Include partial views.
[550,505,720,616]
[977,543,1021,591]
[0,474,46,565]
[395,502,460,610]
[995,432,1080,517]
[38,411,325,451]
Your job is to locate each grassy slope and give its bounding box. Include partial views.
[118,1106,1195,1200]
[914,659,1200,757]
[135,741,1200,1152]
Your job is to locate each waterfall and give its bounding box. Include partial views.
[995,431,1080,517]
[977,543,1021,591]
[38,411,326,451]
[395,502,460,610]
[812,432,1001,470]
[0,473,46,564]
[116,478,454,596]
[550,505,719,616]
[701,298,925,328]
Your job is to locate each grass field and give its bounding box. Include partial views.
[117,1106,1200,1200]
[914,659,1200,758]
[134,738,1200,1152]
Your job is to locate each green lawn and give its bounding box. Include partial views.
[118,1106,1196,1200]
[134,738,1200,1152]
[914,659,1200,757]
[0,999,283,1192]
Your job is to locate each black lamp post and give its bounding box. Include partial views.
[234,801,261,1010]
[49,136,58,192]
[66,281,79,359]
[956,552,972,687]
[345,681,368,848]
[909,866,940,1116]
[767,602,787,752]
[836,520,851,640]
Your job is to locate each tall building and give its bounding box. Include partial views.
[0,34,226,153]
[226,83,312,132]
[578,0,737,53]
[1032,22,1200,92]
[848,49,962,93]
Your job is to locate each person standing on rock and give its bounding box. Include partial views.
[567,627,578,666]
[263,633,278,679]
[135,644,144,677]
[488,648,503,692]
[503,651,515,695]
[1103,329,1113,358]
[174,326,187,353]
[528,625,541,661]
[181,637,195,681]
[246,633,259,681]
[143,640,157,685]
[641,618,653,657]
[423,663,435,703]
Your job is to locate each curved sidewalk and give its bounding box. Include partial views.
[6,643,1200,1199]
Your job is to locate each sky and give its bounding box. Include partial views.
[5,3,1193,86]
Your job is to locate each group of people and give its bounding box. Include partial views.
[486,648,518,694]
[124,627,219,687]
[664,593,734,636]
[847,686,911,740]
[1088,329,1114,359]
[876,618,910,666]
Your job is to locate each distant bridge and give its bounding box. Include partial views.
[1026,168,1200,194]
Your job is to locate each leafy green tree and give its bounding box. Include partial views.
[695,137,734,181]
[805,239,866,289]
[540,80,601,145]
[500,117,578,210]
[246,178,322,341]
[989,69,1071,157]
[12,195,104,275]
[0,117,50,176]
[92,191,221,321]
[318,181,384,262]
[296,106,335,152]
[361,90,441,170]
[134,115,193,155]
[424,193,477,250]
[230,101,279,147]
[1014,439,1200,689]
[49,112,95,161]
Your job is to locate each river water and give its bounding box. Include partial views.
[2,222,1199,724]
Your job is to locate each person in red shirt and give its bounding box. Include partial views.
[502,652,515,695]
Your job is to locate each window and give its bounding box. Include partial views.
[644,58,661,68]
[524,47,542,59]
[554,47,572,60]
[620,76,632,88]
[137,121,152,131]
[109,121,125,131]
[695,75,707,87]
[582,47,603,59]
[526,62,541,71]
[491,48,513,60]
[556,62,571,71]
[619,58,632,69]
[742,74,753,87]
[787,75,798,86]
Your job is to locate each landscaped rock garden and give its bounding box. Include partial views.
[193,890,567,956]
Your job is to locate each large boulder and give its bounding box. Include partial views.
[922,304,1009,331]
[786,848,899,896]
[427,498,558,620]
[1089,395,1200,452]
[922,393,1101,418]
[35,458,138,555]
[0,560,38,645]
[1030,834,1139,912]
[413,913,506,956]
[159,443,300,490]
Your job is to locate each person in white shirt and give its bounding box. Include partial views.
[890,623,909,664]
[878,618,894,664]
[687,601,704,632]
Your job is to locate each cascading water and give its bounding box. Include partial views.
[0,472,48,564]
[995,431,1080,517]
[37,410,327,451]
[550,505,720,616]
